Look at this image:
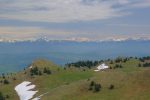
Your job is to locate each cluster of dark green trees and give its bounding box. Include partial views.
[3,79,9,84]
[66,60,103,68]
[30,67,51,76]
[143,63,150,67]
[0,79,10,85]
[30,67,42,76]
[88,81,114,92]
[43,67,51,74]
[114,57,129,63]
[0,74,10,85]
[113,64,123,69]
[138,63,150,67]
[139,56,150,62]
[65,56,150,69]
[66,57,130,68]
[138,56,150,67]
[0,92,9,100]
[88,81,102,92]
[109,57,130,65]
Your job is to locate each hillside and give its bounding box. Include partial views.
[0,57,150,100]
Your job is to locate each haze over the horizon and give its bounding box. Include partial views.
[0,0,150,41]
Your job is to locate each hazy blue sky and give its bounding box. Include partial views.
[0,0,150,41]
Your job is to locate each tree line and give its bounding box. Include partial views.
[30,67,51,76]
[139,56,150,62]
[65,57,128,68]
[138,62,150,67]
[65,60,103,68]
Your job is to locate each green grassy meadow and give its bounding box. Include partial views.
[0,58,150,100]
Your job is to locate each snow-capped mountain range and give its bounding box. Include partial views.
[0,37,150,43]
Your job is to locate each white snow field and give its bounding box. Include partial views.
[94,63,109,71]
[15,81,38,100]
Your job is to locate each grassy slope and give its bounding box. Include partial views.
[0,58,150,100]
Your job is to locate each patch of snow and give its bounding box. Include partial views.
[94,63,109,71]
[15,81,38,100]
[94,70,100,72]
[29,66,33,69]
